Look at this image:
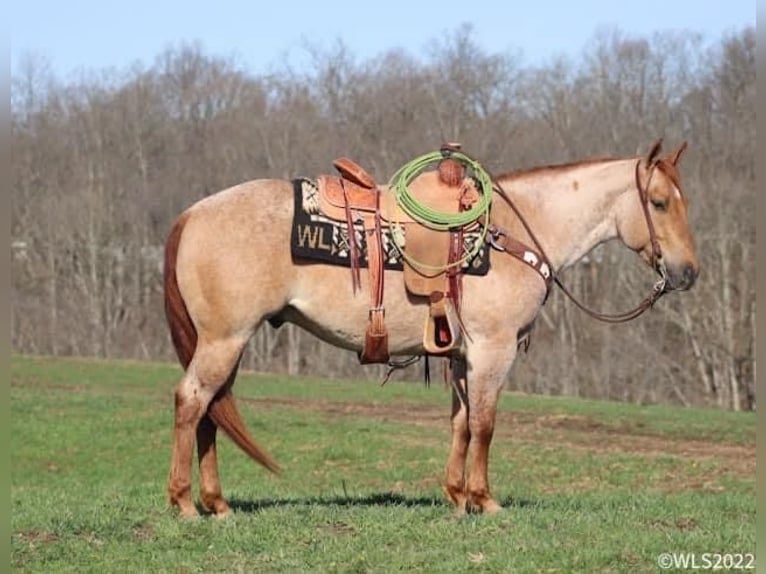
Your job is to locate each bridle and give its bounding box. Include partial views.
[489,158,669,324]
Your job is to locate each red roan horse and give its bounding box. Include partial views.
[163,141,698,517]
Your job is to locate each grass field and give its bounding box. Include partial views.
[11,355,756,573]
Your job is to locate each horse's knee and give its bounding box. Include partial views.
[467,397,498,435]
[474,424,495,446]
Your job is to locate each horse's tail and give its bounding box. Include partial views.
[163,212,280,474]
[164,212,196,369]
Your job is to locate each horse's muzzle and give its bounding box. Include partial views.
[665,263,699,291]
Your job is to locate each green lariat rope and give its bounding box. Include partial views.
[387,149,494,271]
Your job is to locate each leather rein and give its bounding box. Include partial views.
[487,159,668,324]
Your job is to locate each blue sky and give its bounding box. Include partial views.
[10,0,755,79]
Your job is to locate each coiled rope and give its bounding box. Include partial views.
[387,150,494,271]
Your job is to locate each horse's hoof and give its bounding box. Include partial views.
[201,495,232,518]
[482,500,504,514]
[452,504,467,517]
[178,507,200,519]
[214,506,233,520]
[169,494,200,519]
[466,494,503,514]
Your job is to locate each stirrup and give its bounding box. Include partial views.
[423,292,461,354]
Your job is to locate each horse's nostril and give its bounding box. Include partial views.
[682,265,698,288]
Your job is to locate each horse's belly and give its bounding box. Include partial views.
[286,265,427,355]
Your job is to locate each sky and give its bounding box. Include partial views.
[10,0,755,79]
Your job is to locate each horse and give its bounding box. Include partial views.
[163,140,698,518]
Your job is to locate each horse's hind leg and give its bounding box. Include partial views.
[443,358,470,513]
[168,368,206,517]
[196,414,229,516]
[168,336,246,518]
[195,359,243,517]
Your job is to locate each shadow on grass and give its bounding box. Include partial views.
[225,492,541,514]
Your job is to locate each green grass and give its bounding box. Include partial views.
[11,355,756,573]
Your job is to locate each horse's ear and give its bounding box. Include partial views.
[667,141,688,165]
[646,139,663,165]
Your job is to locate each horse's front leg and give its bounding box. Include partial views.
[464,345,517,513]
[443,357,470,512]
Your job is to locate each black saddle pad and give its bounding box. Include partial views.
[289,178,490,275]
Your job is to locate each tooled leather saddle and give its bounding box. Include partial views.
[316,145,484,363]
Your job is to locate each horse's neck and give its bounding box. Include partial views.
[496,159,636,272]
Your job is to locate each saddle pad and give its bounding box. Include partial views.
[290,178,490,275]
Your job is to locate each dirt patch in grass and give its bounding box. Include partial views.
[318,521,356,535]
[242,396,756,480]
[14,375,754,481]
[132,523,155,542]
[15,530,60,544]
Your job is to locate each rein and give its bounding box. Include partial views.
[488,159,668,324]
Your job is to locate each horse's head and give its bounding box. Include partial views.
[617,140,699,291]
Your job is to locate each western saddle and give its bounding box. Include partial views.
[316,144,485,364]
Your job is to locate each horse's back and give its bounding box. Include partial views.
[184,178,294,228]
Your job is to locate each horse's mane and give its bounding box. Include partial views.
[496,155,624,181]
[495,154,686,201]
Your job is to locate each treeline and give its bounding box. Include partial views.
[11,25,755,410]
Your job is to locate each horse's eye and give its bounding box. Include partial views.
[651,199,667,212]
